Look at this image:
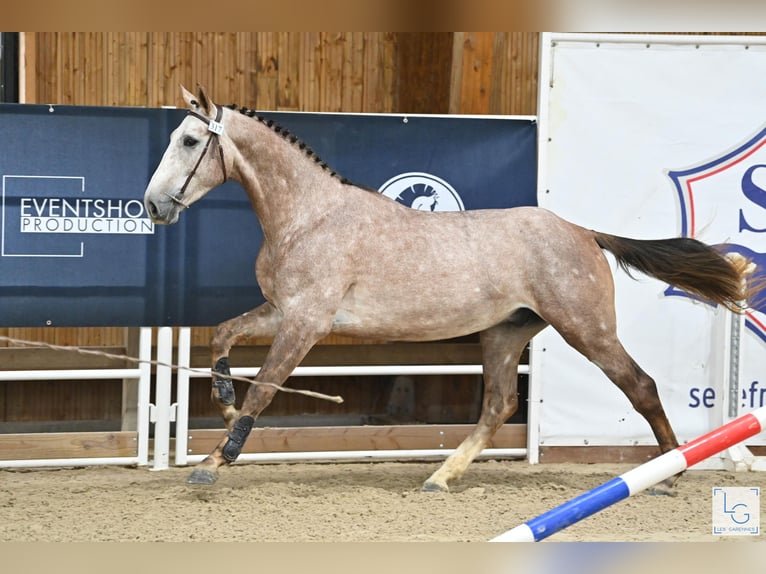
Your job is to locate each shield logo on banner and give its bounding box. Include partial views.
[667,125,766,342]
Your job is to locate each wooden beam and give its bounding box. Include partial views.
[488,32,540,116]
[0,431,137,460]
[189,341,484,368]
[0,346,128,370]
[394,32,453,114]
[19,32,36,103]
[539,446,662,464]
[449,32,495,115]
[540,444,766,464]
[187,423,526,455]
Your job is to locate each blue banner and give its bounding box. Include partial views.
[0,104,536,326]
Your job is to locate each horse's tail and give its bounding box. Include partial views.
[593,232,762,313]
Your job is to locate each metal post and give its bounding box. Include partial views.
[174,327,191,466]
[151,327,173,471]
[136,327,153,466]
[728,309,744,419]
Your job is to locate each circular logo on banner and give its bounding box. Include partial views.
[378,172,464,212]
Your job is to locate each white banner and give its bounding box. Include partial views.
[536,33,766,447]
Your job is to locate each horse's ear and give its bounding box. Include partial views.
[180,84,199,109]
[196,84,214,116]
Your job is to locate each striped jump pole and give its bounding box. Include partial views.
[490,406,766,542]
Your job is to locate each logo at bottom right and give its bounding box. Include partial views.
[712,487,760,536]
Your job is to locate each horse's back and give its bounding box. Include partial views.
[331,203,607,341]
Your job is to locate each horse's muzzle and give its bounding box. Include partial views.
[144,196,180,225]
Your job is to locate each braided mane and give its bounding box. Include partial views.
[226,103,355,186]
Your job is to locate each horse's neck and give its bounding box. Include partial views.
[233,123,345,243]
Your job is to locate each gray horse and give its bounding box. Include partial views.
[144,85,760,492]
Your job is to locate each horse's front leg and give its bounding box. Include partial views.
[206,303,282,431]
[187,313,331,485]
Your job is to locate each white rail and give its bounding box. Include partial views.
[0,327,153,469]
[0,326,530,470]
[171,327,530,467]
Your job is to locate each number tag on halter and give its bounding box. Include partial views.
[208,120,224,135]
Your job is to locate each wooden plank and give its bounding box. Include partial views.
[137,33,149,106]
[42,33,58,103]
[489,32,507,115]
[86,32,100,105]
[362,33,380,113]
[2,380,122,423]
[311,31,327,112]
[326,32,345,112]
[341,32,353,111]
[118,33,128,106]
[176,33,194,104]
[0,346,129,370]
[104,32,113,105]
[20,32,36,103]
[504,32,539,116]
[0,431,137,460]
[254,32,278,110]
[188,341,484,368]
[539,446,662,464]
[202,33,217,96]
[129,33,140,106]
[395,32,452,114]
[61,32,73,104]
[449,32,495,115]
[277,31,300,111]
[6,327,126,347]
[187,423,526,455]
[76,32,86,104]
[541,445,766,464]
[164,33,178,105]
[380,33,397,113]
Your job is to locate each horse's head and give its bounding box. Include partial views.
[144,84,229,225]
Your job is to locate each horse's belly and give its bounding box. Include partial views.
[330,290,519,342]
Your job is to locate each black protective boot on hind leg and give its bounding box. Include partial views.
[212,357,236,406]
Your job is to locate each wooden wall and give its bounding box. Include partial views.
[23,32,539,113]
[25,32,400,112]
[4,33,540,429]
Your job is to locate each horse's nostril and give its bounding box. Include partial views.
[146,200,159,219]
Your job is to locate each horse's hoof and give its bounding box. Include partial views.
[646,474,679,497]
[646,485,677,497]
[421,481,449,493]
[186,468,218,485]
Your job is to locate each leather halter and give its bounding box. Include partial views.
[172,104,227,206]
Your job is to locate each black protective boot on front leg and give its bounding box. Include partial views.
[212,357,236,406]
[222,415,255,462]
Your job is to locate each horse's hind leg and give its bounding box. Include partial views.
[550,316,681,490]
[422,312,546,492]
[207,303,282,431]
[594,346,680,492]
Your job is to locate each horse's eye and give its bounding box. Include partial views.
[183,136,198,147]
